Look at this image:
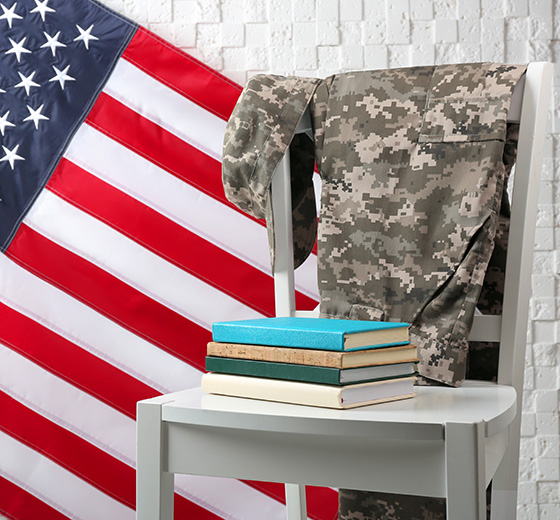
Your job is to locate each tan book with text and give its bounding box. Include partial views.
[207,341,418,368]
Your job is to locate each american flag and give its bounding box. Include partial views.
[0,1,337,519]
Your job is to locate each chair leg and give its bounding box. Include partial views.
[285,483,307,520]
[445,422,486,520]
[137,399,175,520]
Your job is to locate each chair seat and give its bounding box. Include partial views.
[161,380,517,441]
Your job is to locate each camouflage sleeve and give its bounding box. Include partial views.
[222,74,321,269]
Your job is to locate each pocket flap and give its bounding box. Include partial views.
[419,96,509,143]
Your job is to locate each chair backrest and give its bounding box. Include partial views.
[271,63,552,393]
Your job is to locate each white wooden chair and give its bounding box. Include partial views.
[136,62,552,520]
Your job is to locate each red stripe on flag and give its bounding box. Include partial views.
[0,475,68,520]
[5,224,209,370]
[0,393,223,520]
[84,92,258,223]
[0,302,158,418]
[122,27,242,121]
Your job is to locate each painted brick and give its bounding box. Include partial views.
[536,457,560,481]
[410,43,435,65]
[173,23,197,47]
[538,436,560,458]
[269,23,292,46]
[245,46,268,69]
[149,0,172,22]
[222,47,246,69]
[539,503,560,519]
[519,505,540,520]
[533,343,559,366]
[339,0,362,21]
[435,43,459,64]
[339,22,363,45]
[538,482,560,504]
[292,0,316,22]
[363,19,387,45]
[197,23,221,47]
[505,0,529,17]
[243,0,267,22]
[386,1,410,44]
[433,0,456,19]
[173,1,199,24]
[536,412,560,436]
[387,45,411,68]
[458,18,480,43]
[410,0,433,20]
[340,46,364,70]
[293,22,317,46]
[220,0,244,22]
[364,45,388,70]
[222,23,245,46]
[197,0,221,22]
[530,0,553,18]
[293,46,318,70]
[269,46,294,70]
[434,19,457,43]
[268,0,292,22]
[316,0,339,21]
[506,16,529,40]
[245,23,268,46]
[317,45,340,72]
[481,0,504,18]
[519,481,538,504]
[316,21,340,45]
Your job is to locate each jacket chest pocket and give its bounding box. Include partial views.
[418,96,509,143]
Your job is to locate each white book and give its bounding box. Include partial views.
[202,373,416,409]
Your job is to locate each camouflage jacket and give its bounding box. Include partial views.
[222,64,526,387]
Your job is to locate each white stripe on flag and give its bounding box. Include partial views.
[0,431,135,520]
[104,58,226,161]
[0,254,200,394]
[24,190,264,328]
[64,122,320,301]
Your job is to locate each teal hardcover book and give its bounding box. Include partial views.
[205,356,417,385]
[211,317,409,351]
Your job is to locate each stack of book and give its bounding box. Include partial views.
[201,317,418,409]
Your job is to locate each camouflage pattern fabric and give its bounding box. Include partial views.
[222,74,320,269]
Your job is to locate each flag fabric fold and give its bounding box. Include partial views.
[0,1,334,519]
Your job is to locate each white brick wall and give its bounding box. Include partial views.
[108,1,559,517]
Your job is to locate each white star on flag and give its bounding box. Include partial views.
[14,71,40,95]
[0,110,15,136]
[30,0,54,21]
[41,31,66,56]
[0,2,22,28]
[49,65,75,90]
[23,104,49,129]
[74,24,98,50]
[5,37,31,62]
[0,144,24,169]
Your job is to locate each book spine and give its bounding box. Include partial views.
[201,373,343,408]
[207,342,344,367]
[205,356,341,384]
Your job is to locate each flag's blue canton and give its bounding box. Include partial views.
[0,0,137,250]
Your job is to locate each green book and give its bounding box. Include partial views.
[205,356,417,386]
[212,316,410,351]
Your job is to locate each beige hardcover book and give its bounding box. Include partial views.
[202,373,417,410]
[207,341,418,368]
